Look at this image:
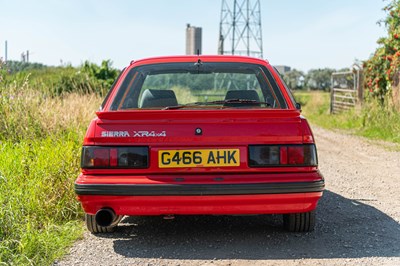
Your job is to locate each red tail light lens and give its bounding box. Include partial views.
[93,148,110,167]
[81,146,148,168]
[249,144,317,167]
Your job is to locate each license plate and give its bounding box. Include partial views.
[158,149,240,168]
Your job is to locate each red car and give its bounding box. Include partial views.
[75,55,324,233]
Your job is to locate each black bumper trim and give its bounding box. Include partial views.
[75,180,325,196]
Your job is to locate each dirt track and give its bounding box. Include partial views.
[57,126,400,266]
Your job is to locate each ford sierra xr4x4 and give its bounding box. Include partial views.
[75,55,324,233]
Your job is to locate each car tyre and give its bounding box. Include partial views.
[283,210,315,232]
[85,213,123,234]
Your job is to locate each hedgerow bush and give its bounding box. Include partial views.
[364,0,400,105]
[0,60,119,97]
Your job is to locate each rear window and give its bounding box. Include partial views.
[110,62,287,110]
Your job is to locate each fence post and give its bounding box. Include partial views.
[330,75,334,113]
[358,69,364,102]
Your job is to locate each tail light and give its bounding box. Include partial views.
[81,146,148,168]
[248,144,317,167]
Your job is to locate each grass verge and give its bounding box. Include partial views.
[0,78,102,264]
[294,91,400,144]
[0,133,84,265]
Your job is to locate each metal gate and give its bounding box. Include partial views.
[330,65,363,114]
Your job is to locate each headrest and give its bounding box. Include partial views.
[140,89,178,108]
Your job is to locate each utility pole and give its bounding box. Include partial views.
[4,41,8,62]
[26,50,29,63]
[218,0,263,58]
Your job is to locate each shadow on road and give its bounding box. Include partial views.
[102,190,399,260]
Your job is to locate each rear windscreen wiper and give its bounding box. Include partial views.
[207,99,271,106]
[163,102,209,110]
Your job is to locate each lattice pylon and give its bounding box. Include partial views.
[218,0,263,58]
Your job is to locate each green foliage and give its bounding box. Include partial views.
[0,60,119,97]
[61,69,101,95]
[82,60,118,88]
[0,133,84,265]
[4,60,47,73]
[364,0,400,104]
[282,69,305,90]
[295,91,400,144]
[282,68,337,91]
[305,68,335,91]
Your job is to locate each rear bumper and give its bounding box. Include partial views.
[77,192,323,215]
[75,181,324,196]
[75,172,324,215]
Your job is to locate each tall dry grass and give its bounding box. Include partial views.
[38,93,101,133]
[0,78,101,142]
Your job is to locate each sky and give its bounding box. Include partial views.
[0,0,388,71]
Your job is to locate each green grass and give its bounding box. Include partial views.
[0,132,85,265]
[0,67,103,265]
[294,91,400,144]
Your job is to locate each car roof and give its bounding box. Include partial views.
[129,55,270,68]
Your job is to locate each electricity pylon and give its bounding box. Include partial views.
[218,0,263,58]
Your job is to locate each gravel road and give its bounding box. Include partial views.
[57,126,400,266]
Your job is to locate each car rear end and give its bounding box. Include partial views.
[75,55,324,233]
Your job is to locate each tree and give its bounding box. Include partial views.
[283,69,305,90]
[305,68,335,91]
[364,0,400,105]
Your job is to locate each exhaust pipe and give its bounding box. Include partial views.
[95,208,117,227]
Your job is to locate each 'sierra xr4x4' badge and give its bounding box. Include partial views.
[101,131,167,137]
